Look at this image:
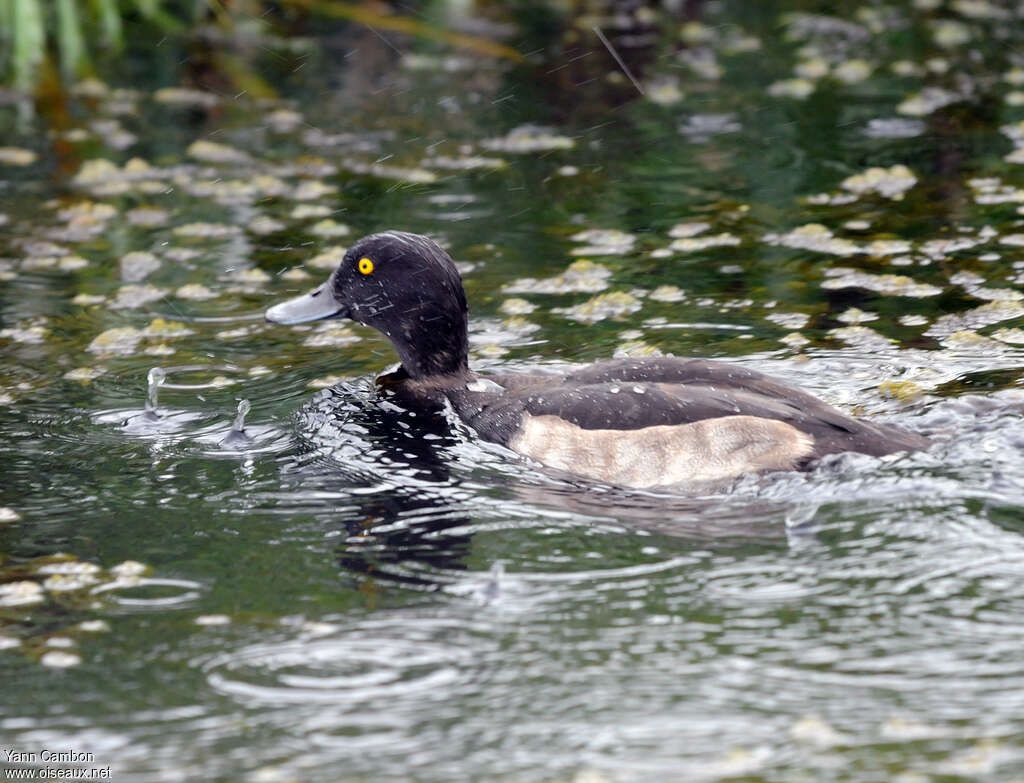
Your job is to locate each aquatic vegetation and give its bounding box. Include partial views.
[822,269,943,297]
[87,326,143,355]
[504,259,612,294]
[499,298,537,315]
[569,228,636,256]
[667,232,742,253]
[840,165,917,200]
[925,300,1024,337]
[554,291,643,324]
[764,224,860,257]
[482,125,574,153]
[0,147,38,165]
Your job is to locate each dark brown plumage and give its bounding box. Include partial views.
[267,231,928,487]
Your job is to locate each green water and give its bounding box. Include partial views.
[3,1,1024,780]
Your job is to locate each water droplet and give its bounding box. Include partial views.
[144,367,166,419]
[220,399,255,449]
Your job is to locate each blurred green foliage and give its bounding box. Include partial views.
[0,0,523,95]
[0,0,196,91]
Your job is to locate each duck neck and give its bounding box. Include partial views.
[388,317,470,381]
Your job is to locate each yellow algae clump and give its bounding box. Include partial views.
[822,269,942,297]
[195,615,231,626]
[569,229,636,256]
[481,125,574,153]
[834,59,872,84]
[109,560,147,577]
[291,204,332,220]
[120,250,161,282]
[71,77,110,98]
[41,651,81,668]
[646,76,684,105]
[153,87,219,107]
[668,222,711,238]
[306,247,347,270]
[0,581,44,607]
[649,285,687,303]
[865,239,913,256]
[879,380,924,402]
[614,340,662,358]
[291,180,338,201]
[186,140,251,164]
[422,155,506,171]
[841,165,917,200]
[110,284,167,309]
[56,200,117,222]
[143,318,192,338]
[248,216,285,235]
[309,219,351,238]
[504,259,612,295]
[554,291,642,324]
[795,58,829,79]
[828,326,894,349]
[0,324,49,343]
[87,326,143,355]
[343,161,437,184]
[898,87,960,116]
[173,222,242,239]
[926,300,1024,337]
[500,298,536,315]
[0,147,37,166]
[227,268,271,284]
[992,327,1024,344]
[790,715,850,748]
[940,331,1003,352]
[63,367,106,383]
[175,284,217,301]
[838,307,877,324]
[72,159,119,186]
[126,206,171,227]
[668,233,742,253]
[303,326,361,348]
[71,293,105,306]
[764,224,860,256]
[767,312,810,329]
[266,108,303,132]
[931,19,971,47]
[768,78,815,99]
[680,21,714,44]
[308,375,346,389]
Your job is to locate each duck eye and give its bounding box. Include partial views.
[358,257,374,275]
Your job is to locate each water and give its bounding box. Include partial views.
[3,1,1024,780]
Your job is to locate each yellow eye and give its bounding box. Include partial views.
[358,257,374,275]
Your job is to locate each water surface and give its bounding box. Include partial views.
[3,2,1024,780]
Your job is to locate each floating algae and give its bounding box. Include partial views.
[504,260,612,295]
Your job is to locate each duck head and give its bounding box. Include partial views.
[266,231,470,379]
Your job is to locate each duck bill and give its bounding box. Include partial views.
[265,279,348,325]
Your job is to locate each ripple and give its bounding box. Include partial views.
[92,576,203,609]
[202,618,480,707]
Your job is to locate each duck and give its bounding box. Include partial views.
[265,231,928,488]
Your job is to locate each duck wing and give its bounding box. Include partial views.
[456,371,926,460]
